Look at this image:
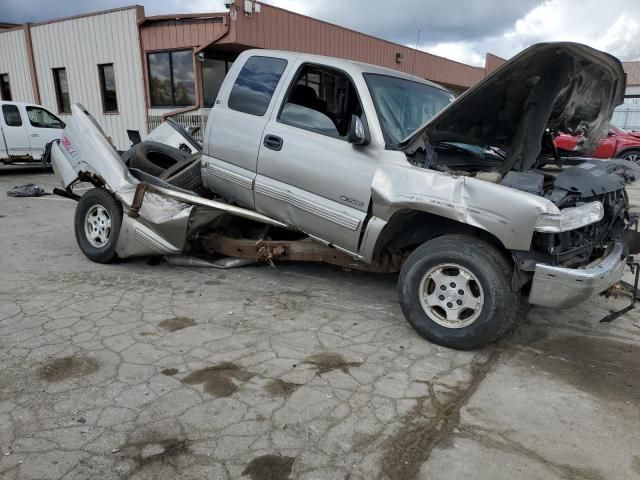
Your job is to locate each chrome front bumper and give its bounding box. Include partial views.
[528,242,626,309]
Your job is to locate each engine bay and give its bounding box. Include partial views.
[407,142,640,267]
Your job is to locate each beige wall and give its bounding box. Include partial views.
[30,7,146,149]
[0,28,36,103]
[231,2,485,89]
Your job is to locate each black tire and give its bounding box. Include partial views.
[398,234,520,350]
[127,141,191,177]
[616,149,640,164]
[161,156,203,193]
[74,188,123,264]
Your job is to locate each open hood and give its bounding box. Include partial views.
[401,42,626,172]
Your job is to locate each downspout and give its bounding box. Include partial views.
[161,15,230,122]
[23,23,41,104]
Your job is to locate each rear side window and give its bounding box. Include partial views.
[2,104,22,127]
[228,56,287,116]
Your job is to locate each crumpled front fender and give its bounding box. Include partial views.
[370,161,558,251]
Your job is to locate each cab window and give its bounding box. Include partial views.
[228,56,288,116]
[26,106,65,129]
[2,104,22,127]
[278,64,363,139]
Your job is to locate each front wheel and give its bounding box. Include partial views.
[398,234,520,350]
[74,188,123,264]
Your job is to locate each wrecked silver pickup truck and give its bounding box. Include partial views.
[51,42,640,350]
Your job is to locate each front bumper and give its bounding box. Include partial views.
[528,242,626,309]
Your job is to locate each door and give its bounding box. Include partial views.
[255,63,378,254]
[0,103,30,158]
[202,54,292,209]
[23,105,65,159]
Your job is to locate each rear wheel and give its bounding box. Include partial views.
[617,149,640,165]
[398,234,520,350]
[74,188,123,264]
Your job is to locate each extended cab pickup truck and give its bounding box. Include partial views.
[0,101,65,164]
[51,42,640,350]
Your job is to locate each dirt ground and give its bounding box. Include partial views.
[0,168,639,480]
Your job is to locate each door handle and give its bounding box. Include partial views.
[263,134,283,151]
[31,134,40,137]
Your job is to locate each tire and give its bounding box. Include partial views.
[398,234,520,350]
[161,157,203,193]
[127,141,191,177]
[74,188,123,264]
[616,149,640,165]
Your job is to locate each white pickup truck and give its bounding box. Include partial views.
[50,42,640,350]
[0,101,65,164]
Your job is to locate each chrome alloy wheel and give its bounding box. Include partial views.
[84,204,112,248]
[624,153,640,164]
[419,263,485,328]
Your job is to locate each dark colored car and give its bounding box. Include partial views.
[554,125,640,163]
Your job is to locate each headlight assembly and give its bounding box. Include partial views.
[535,201,604,233]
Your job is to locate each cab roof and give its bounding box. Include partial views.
[239,49,450,93]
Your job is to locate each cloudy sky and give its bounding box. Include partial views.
[4,0,640,66]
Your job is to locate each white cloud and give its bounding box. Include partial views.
[421,0,640,64]
[505,0,640,60]
[424,42,485,67]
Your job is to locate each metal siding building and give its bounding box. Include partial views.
[138,1,487,135]
[0,28,36,103]
[228,3,485,90]
[29,7,147,149]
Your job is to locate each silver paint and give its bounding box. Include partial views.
[50,104,288,260]
[369,155,558,251]
[528,242,626,308]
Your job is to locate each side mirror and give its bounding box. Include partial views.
[608,130,616,137]
[347,114,370,146]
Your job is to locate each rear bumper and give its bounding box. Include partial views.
[528,242,626,309]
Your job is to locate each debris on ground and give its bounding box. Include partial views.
[7,184,49,197]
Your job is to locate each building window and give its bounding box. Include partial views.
[202,58,234,108]
[52,68,71,114]
[148,50,196,107]
[98,64,118,113]
[228,56,288,116]
[0,74,11,101]
[26,106,64,129]
[2,104,22,127]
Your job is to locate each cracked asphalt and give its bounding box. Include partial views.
[1,168,639,480]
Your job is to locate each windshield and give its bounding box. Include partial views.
[364,73,454,147]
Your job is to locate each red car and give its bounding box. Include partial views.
[554,125,640,163]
